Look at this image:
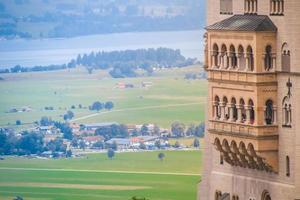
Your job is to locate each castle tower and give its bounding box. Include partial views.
[199,1,300,199]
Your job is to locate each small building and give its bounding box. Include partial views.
[83,122,118,131]
[82,136,104,146]
[106,138,131,150]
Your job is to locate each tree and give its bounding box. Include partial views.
[54,122,73,140]
[195,122,205,138]
[140,124,149,136]
[67,110,74,119]
[66,149,72,157]
[104,101,114,110]
[186,124,196,136]
[193,138,200,148]
[153,124,160,136]
[91,101,103,111]
[18,132,44,155]
[40,116,52,126]
[107,148,115,159]
[158,152,165,161]
[16,120,21,126]
[155,140,161,149]
[139,142,146,150]
[171,122,186,137]
[79,140,86,150]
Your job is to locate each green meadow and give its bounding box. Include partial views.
[0,65,207,128]
[0,150,202,200]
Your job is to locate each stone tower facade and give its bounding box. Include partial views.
[199,0,300,200]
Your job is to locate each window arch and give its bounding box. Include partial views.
[238,45,245,70]
[229,45,237,69]
[222,96,229,120]
[282,96,292,127]
[214,96,221,119]
[231,97,238,122]
[286,156,290,177]
[220,0,233,15]
[212,44,219,68]
[264,45,273,71]
[281,43,290,72]
[239,98,246,123]
[215,190,222,200]
[270,0,284,15]
[248,99,255,124]
[261,190,271,200]
[246,45,254,71]
[221,44,228,69]
[265,99,274,125]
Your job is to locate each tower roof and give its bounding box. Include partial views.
[206,15,277,32]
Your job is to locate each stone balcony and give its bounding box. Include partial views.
[208,119,278,138]
[207,69,277,84]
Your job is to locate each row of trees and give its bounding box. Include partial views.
[171,122,205,138]
[76,48,196,77]
[0,130,71,156]
[89,101,114,111]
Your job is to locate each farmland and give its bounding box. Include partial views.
[0,150,202,200]
[0,65,207,129]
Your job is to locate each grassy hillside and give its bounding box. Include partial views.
[0,150,202,200]
[0,65,207,128]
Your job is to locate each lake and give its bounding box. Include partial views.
[0,30,204,69]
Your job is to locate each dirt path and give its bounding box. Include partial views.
[0,167,201,176]
[70,102,204,122]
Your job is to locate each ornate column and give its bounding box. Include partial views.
[273,106,277,124]
[211,55,215,68]
[228,104,235,122]
[218,54,222,68]
[213,101,219,120]
[272,54,276,70]
[237,54,241,70]
[245,105,251,124]
[220,102,226,121]
[245,54,250,71]
[237,104,243,123]
[228,55,233,70]
[288,105,292,125]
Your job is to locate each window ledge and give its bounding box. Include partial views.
[282,125,292,128]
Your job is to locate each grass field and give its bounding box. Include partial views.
[0,150,202,200]
[0,65,207,128]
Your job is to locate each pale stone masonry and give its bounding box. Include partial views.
[199,0,300,199]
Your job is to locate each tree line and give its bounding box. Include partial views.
[0,48,196,78]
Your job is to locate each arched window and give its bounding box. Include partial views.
[231,97,237,122]
[215,190,222,200]
[212,44,219,68]
[221,44,228,69]
[239,98,246,123]
[222,96,229,120]
[245,0,257,14]
[286,156,290,177]
[264,45,273,71]
[220,0,233,14]
[238,45,245,70]
[230,45,237,69]
[282,96,292,127]
[265,100,274,125]
[247,46,254,71]
[270,0,284,15]
[248,99,255,124]
[281,43,290,72]
[214,96,221,119]
[262,190,271,200]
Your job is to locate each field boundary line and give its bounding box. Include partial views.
[0,167,201,176]
[71,102,204,122]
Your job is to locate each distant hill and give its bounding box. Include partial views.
[0,0,205,39]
